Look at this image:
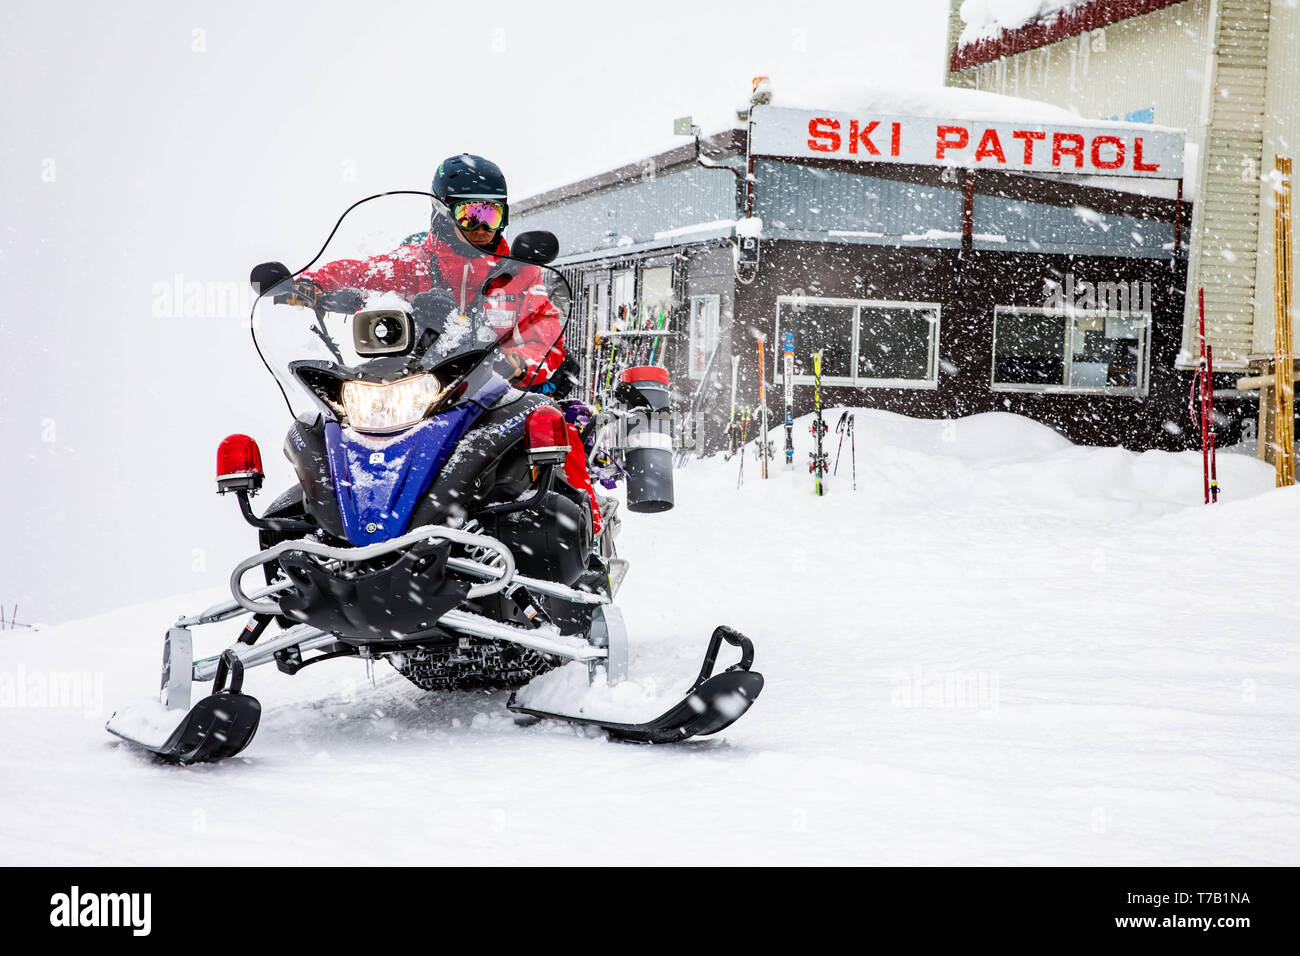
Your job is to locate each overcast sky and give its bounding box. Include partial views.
[0,0,949,624]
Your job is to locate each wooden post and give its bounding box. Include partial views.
[1260,363,1277,463]
[1233,360,1300,460]
[1273,156,1295,486]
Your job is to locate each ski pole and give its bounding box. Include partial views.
[648,306,669,366]
[601,329,617,408]
[848,413,856,491]
[757,336,768,479]
[833,410,849,475]
[726,355,740,459]
[782,331,794,466]
[737,406,750,488]
[678,336,724,467]
[638,310,654,365]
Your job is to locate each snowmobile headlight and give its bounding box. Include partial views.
[340,374,442,433]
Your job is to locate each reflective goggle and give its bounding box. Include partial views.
[451,199,505,233]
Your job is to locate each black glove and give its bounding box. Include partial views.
[494,352,527,381]
[273,278,323,309]
[317,289,366,314]
[412,289,457,337]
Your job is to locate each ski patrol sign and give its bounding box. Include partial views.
[749,106,1184,179]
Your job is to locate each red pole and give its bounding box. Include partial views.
[1198,288,1210,505]
[1201,348,1211,504]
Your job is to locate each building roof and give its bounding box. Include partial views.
[513,129,745,218]
[511,79,1187,267]
[950,0,1189,71]
[516,82,1096,215]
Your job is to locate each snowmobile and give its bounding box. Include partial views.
[105,191,762,763]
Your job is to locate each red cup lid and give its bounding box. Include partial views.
[620,365,669,386]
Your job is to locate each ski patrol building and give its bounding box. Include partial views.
[512,78,1200,454]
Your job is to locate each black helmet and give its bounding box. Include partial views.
[432,153,509,230]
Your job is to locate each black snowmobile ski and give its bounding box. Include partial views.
[107,692,262,764]
[507,625,763,743]
[107,646,262,764]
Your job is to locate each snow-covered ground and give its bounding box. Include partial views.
[2,409,1297,865]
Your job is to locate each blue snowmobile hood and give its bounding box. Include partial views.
[324,378,510,546]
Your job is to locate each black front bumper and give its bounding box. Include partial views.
[276,538,471,641]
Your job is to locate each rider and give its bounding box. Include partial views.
[294,154,602,532]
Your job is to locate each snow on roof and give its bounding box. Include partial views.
[768,77,1084,124]
[957,0,1097,47]
[952,0,1189,69]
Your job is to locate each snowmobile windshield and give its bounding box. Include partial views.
[251,191,570,424]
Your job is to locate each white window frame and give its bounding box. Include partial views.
[688,294,721,381]
[775,295,941,390]
[611,268,636,330]
[990,304,1151,397]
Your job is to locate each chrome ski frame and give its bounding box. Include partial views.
[160,523,623,713]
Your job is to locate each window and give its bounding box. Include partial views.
[857,305,937,381]
[584,274,609,334]
[992,306,1149,394]
[637,265,674,366]
[611,269,635,329]
[640,267,672,323]
[688,295,720,380]
[776,296,940,389]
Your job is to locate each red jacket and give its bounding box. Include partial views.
[301,232,565,388]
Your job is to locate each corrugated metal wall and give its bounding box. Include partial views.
[1252,0,1300,355]
[754,160,963,242]
[973,193,1177,256]
[961,0,1212,136]
[1194,0,1271,362]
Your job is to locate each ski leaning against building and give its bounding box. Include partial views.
[511,77,1202,454]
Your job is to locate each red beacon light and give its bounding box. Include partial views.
[216,434,264,495]
[524,405,570,467]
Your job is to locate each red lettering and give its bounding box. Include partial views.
[936,125,969,160]
[1091,135,1125,170]
[973,128,1007,164]
[1011,130,1046,164]
[1133,136,1160,172]
[849,120,880,155]
[891,122,901,157]
[1052,132,1085,168]
[807,117,841,153]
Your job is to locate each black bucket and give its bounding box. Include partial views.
[616,366,674,513]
